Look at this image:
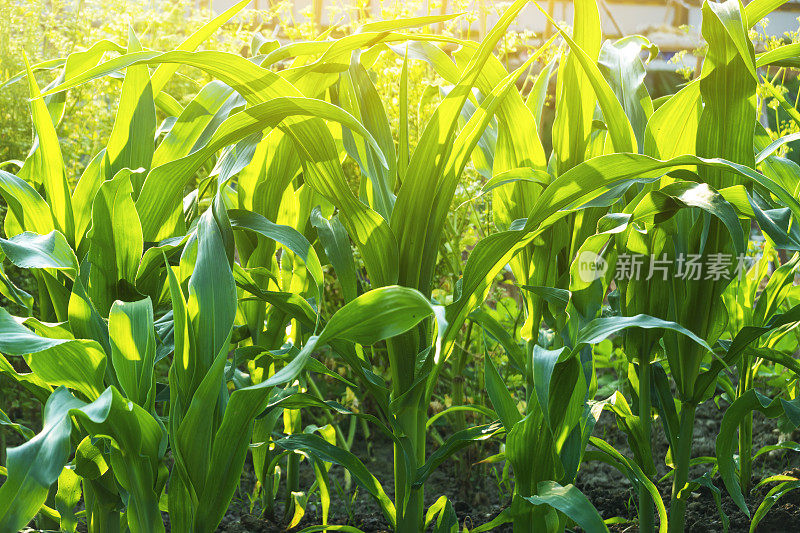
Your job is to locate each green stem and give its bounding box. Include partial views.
[261,447,276,518]
[0,376,5,467]
[739,414,753,494]
[638,360,655,533]
[668,402,697,533]
[451,321,474,435]
[738,354,754,495]
[87,508,121,533]
[283,408,301,520]
[386,329,426,533]
[394,399,425,533]
[512,503,551,533]
[84,482,122,533]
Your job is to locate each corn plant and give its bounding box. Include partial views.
[2,1,800,532]
[559,2,800,532]
[449,0,800,531]
[0,1,516,530]
[439,0,662,528]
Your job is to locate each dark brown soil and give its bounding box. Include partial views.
[215,432,512,533]
[214,400,800,532]
[7,384,800,532]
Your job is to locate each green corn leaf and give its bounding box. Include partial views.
[71,151,106,252]
[0,386,165,533]
[55,467,81,533]
[358,13,460,33]
[321,286,443,347]
[171,344,229,532]
[155,91,183,117]
[108,298,157,410]
[548,0,602,172]
[539,0,637,162]
[149,0,251,95]
[0,230,78,274]
[0,169,55,236]
[748,197,800,251]
[105,29,155,189]
[20,55,74,243]
[0,57,65,90]
[295,527,366,533]
[135,235,189,303]
[643,81,700,159]
[598,36,655,151]
[87,168,145,313]
[337,55,396,220]
[723,303,800,365]
[753,254,800,324]
[523,481,609,533]
[228,209,324,303]
[424,495,459,533]
[187,208,237,376]
[0,353,52,405]
[756,42,800,68]
[151,81,239,168]
[0,387,95,533]
[531,345,568,428]
[0,409,34,440]
[425,404,496,429]
[586,436,668,532]
[696,0,757,192]
[577,314,714,353]
[68,263,112,357]
[526,57,556,129]
[248,286,443,395]
[602,392,657,477]
[278,32,461,90]
[0,263,32,312]
[311,207,359,303]
[398,49,409,184]
[233,267,317,330]
[481,167,551,194]
[755,132,800,163]
[632,181,746,254]
[744,0,790,28]
[414,421,503,488]
[484,352,522,431]
[0,307,106,400]
[46,39,131,126]
[749,480,800,533]
[470,308,526,372]
[1,37,124,108]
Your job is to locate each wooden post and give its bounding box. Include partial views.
[313,0,323,29]
[479,0,487,38]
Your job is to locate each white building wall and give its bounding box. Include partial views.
[206,0,800,54]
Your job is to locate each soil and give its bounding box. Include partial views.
[212,400,800,533]
[580,400,800,533]
[8,385,800,532]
